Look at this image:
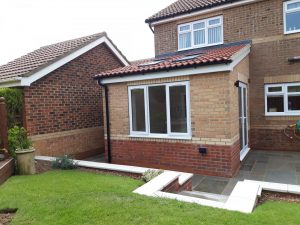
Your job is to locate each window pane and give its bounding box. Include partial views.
[149,86,167,134]
[179,25,190,31]
[194,30,205,45]
[179,32,191,49]
[208,18,220,25]
[170,86,187,133]
[131,89,146,132]
[288,95,300,110]
[287,2,300,10]
[268,86,282,92]
[267,96,284,112]
[286,12,300,31]
[208,26,221,44]
[193,22,205,30]
[288,85,300,92]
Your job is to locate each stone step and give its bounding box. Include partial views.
[179,190,229,203]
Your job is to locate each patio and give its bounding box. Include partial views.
[183,150,300,198]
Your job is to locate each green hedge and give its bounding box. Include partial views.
[0,88,23,128]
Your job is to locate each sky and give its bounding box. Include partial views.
[0,0,175,65]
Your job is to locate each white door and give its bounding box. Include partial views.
[238,83,249,160]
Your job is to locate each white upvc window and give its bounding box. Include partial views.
[284,0,300,34]
[128,81,191,139]
[178,16,223,51]
[265,83,300,116]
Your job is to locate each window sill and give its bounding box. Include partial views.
[265,113,300,117]
[129,134,192,140]
[178,42,223,52]
[284,30,300,35]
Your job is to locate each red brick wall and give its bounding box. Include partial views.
[162,178,192,193]
[23,43,124,157]
[107,139,240,177]
[23,43,123,136]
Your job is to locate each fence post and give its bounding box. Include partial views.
[0,97,9,151]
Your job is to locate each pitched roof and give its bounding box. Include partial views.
[146,0,243,23]
[94,40,251,80]
[0,32,129,87]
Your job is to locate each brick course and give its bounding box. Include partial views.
[23,43,123,157]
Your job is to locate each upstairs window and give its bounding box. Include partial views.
[265,83,300,116]
[178,16,223,51]
[284,0,300,34]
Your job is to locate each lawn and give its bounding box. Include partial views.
[0,171,300,225]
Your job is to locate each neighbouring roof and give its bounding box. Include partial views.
[0,32,129,87]
[94,40,251,80]
[145,0,243,23]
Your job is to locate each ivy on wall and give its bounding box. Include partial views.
[0,88,23,128]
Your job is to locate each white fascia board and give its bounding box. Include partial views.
[1,36,129,88]
[0,78,22,88]
[150,0,261,26]
[100,45,250,85]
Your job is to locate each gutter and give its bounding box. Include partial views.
[98,80,112,164]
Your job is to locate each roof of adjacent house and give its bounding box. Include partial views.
[0,32,129,87]
[145,0,243,23]
[94,40,251,80]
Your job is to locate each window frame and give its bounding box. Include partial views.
[283,0,300,34]
[265,82,300,116]
[178,16,224,51]
[128,81,191,139]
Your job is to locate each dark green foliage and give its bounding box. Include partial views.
[8,126,32,158]
[0,88,23,128]
[52,155,78,170]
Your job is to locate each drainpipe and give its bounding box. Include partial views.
[148,23,154,34]
[98,80,112,163]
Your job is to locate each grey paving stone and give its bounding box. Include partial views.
[194,177,229,194]
[265,171,297,184]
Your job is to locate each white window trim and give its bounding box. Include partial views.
[128,81,192,140]
[283,0,300,34]
[178,16,224,51]
[265,82,300,116]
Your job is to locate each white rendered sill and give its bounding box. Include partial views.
[265,113,300,117]
[129,134,192,140]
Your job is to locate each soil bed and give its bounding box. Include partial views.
[0,213,15,225]
[258,191,300,205]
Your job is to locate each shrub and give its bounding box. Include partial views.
[0,88,23,128]
[52,155,77,170]
[8,126,32,158]
[141,169,164,182]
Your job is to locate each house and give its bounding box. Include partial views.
[94,0,300,177]
[0,32,129,159]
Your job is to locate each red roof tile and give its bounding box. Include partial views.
[146,0,243,23]
[94,41,250,79]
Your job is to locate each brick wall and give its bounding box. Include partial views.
[104,58,249,177]
[23,43,124,157]
[153,0,300,151]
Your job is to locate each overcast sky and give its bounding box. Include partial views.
[0,0,175,65]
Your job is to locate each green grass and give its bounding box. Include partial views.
[0,171,300,225]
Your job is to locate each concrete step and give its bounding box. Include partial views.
[179,190,229,203]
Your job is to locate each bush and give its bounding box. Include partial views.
[8,126,32,158]
[52,155,77,170]
[0,88,23,128]
[141,169,164,182]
